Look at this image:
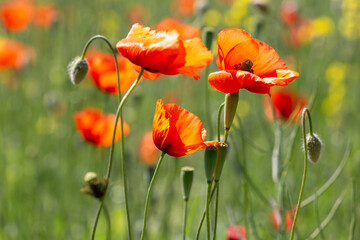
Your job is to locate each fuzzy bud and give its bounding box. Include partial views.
[180,167,194,201]
[306,133,322,163]
[68,56,88,85]
[81,172,108,199]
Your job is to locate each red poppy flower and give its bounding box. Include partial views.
[156,18,201,40]
[0,38,32,70]
[227,225,247,240]
[139,131,159,166]
[152,99,216,157]
[175,0,195,16]
[0,0,34,32]
[33,4,57,28]
[116,23,212,80]
[208,28,299,94]
[74,108,130,147]
[270,208,295,232]
[264,88,307,122]
[279,1,299,27]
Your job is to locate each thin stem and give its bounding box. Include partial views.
[103,203,111,240]
[217,103,225,142]
[140,151,166,240]
[213,182,219,240]
[314,194,326,240]
[206,182,212,240]
[183,200,188,240]
[349,179,356,240]
[290,108,311,240]
[269,95,281,183]
[90,200,104,240]
[196,185,217,240]
[301,144,350,208]
[203,64,213,139]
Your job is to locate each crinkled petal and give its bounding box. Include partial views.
[208,70,259,93]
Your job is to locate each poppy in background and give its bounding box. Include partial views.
[152,99,216,157]
[156,18,201,40]
[33,4,57,28]
[139,131,159,166]
[74,108,130,147]
[116,23,212,80]
[0,38,33,70]
[264,88,307,122]
[0,0,34,32]
[227,225,247,240]
[175,0,195,16]
[270,208,295,232]
[208,28,299,94]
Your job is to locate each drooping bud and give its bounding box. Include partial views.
[214,142,228,181]
[68,56,88,85]
[180,166,194,201]
[202,27,214,51]
[306,133,323,163]
[81,172,108,199]
[204,144,218,183]
[224,92,239,132]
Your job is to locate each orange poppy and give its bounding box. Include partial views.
[33,4,57,28]
[156,18,201,40]
[270,208,295,232]
[208,28,299,94]
[175,0,195,16]
[116,23,212,80]
[152,99,216,157]
[279,1,299,27]
[0,38,32,70]
[0,0,34,32]
[139,131,159,166]
[264,88,307,122]
[227,225,247,240]
[86,49,139,94]
[74,108,130,147]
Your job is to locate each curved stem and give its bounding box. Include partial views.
[103,203,111,240]
[91,200,104,240]
[290,108,310,240]
[206,182,212,240]
[203,64,213,139]
[183,200,188,240]
[217,103,225,142]
[140,151,166,240]
[213,182,219,240]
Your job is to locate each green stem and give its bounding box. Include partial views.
[314,194,326,240]
[90,200,104,240]
[206,182,212,240]
[290,108,311,240]
[140,151,166,240]
[349,179,356,240]
[183,200,188,240]
[203,64,213,139]
[217,103,225,142]
[269,95,281,183]
[213,182,219,240]
[196,185,217,240]
[103,203,111,240]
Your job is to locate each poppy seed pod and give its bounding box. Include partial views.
[306,133,322,163]
[224,92,239,132]
[68,56,88,85]
[214,142,228,181]
[80,172,108,199]
[180,167,194,201]
[204,144,218,183]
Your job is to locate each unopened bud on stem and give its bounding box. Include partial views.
[306,133,322,163]
[181,167,194,201]
[68,56,88,85]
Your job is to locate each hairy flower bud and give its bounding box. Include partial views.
[306,133,322,163]
[68,56,88,85]
[81,172,108,199]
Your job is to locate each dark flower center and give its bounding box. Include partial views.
[234,59,254,73]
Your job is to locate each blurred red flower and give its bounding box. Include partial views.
[227,225,247,240]
[74,108,130,147]
[208,28,299,94]
[264,88,307,122]
[86,49,139,94]
[0,38,33,70]
[0,0,34,32]
[152,99,216,157]
[279,1,299,27]
[116,23,212,80]
[270,208,295,232]
[139,131,159,166]
[156,18,201,40]
[175,0,195,16]
[33,4,57,28]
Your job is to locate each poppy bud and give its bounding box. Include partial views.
[81,172,108,199]
[202,27,214,51]
[224,92,239,132]
[204,144,217,183]
[68,56,88,85]
[306,133,323,163]
[180,167,194,201]
[214,142,228,181]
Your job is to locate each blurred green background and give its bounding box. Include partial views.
[1,0,359,239]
